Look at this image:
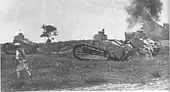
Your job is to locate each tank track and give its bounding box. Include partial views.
[72,44,110,61]
[72,43,124,61]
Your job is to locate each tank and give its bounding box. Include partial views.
[73,30,159,61]
[2,32,39,55]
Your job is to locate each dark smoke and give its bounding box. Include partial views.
[125,0,163,29]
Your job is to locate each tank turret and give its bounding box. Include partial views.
[93,28,107,41]
[13,29,34,44]
[3,29,39,55]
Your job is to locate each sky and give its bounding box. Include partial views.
[0,0,168,43]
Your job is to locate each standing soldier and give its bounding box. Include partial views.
[14,43,32,79]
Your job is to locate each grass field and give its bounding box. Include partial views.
[1,49,169,91]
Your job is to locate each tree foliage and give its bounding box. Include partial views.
[40,24,58,43]
[125,0,163,29]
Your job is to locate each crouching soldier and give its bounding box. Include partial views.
[14,43,32,79]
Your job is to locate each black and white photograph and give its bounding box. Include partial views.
[0,0,169,91]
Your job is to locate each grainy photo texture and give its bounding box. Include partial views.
[0,0,169,91]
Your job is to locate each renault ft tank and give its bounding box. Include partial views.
[125,30,160,55]
[72,30,159,61]
[2,31,39,55]
[73,39,134,61]
[72,30,135,61]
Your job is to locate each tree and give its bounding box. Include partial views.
[40,24,58,44]
[125,0,163,29]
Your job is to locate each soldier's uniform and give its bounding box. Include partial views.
[14,43,32,79]
[15,49,29,72]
